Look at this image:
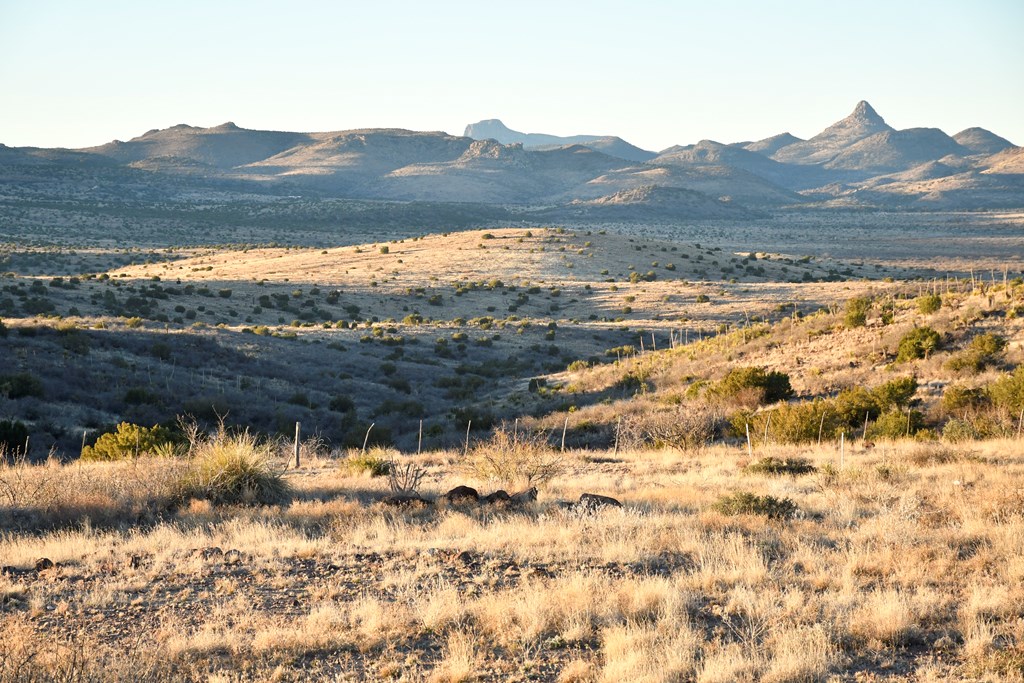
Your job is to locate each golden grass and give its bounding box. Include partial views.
[1,438,1023,680]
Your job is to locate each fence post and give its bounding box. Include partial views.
[561,416,569,453]
[464,420,472,456]
[294,421,301,468]
[362,423,374,454]
[418,419,423,455]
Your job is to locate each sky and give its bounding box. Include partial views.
[1,0,1022,152]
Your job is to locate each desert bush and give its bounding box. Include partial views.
[988,366,1024,417]
[712,492,796,519]
[344,447,394,477]
[711,366,792,406]
[946,333,1006,374]
[620,405,719,451]
[744,456,815,476]
[896,326,941,362]
[867,409,925,440]
[844,296,871,328]
[941,385,987,415]
[942,418,981,443]
[0,372,44,399]
[916,293,942,314]
[175,428,289,506]
[81,422,174,461]
[464,425,563,488]
[0,419,29,454]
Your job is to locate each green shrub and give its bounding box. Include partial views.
[946,333,1006,374]
[896,327,941,362]
[712,492,796,519]
[344,449,393,477]
[844,297,871,328]
[712,366,792,406]
[871,376,917,410]
[176,429,289,506]
[81,422,174,461]
[941,385,986,414]
[744,456,815,476]
[0,419,29,453]
[942,418,981,443]
[989,366,1024,416]
[329,395,356,413]
[916,294,942,314]
[867,409,924,440]
[0,372,44,399]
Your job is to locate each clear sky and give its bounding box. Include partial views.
[1,0,1022,151]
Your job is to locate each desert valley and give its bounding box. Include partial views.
[1,99,1024,681]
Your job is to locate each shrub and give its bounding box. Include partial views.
[712,492,796,519]
[871,376,917,410]
[0,372,44,399]
[867,409,925,440]
[942,418,981,443]
[0,419,29,453]
[989,366,1024,416]
[464,426,562,488]
[329,395,356,413]
[896,327,941,362]
[844,297,871,328]
[344,449,393,477]
[946,333,1006,374]
[941,385,986,414]
[744,456,815,476]
[81,422,174,461]
[916,294,942,314]
[176,429,289,506]
[712,367,792,406]
[620,406,719,451]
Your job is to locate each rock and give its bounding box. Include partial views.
[576,493,622,511]
[224,549,243,565]
[509,487,538,505]
[481,490,511,505]
[439,485,480,505]
[381,494,431,508]
[34,558,54,572]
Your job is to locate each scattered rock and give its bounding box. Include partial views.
[454,550,477,566]
[440,485,480,505]
[481,490,511,505]
[34,558,54,572]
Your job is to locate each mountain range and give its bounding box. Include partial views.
[1,101,1021,219]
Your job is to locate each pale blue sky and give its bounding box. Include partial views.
[1,0,1022,151]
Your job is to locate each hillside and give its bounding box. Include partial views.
[464,119,656,162]
[772,100,893,165]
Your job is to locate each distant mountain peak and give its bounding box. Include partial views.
[850,100,884,124]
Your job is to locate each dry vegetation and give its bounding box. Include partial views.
[2,436,1023,681]
[2,214,1024,681]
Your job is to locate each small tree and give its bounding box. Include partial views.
[844,297,871,328]
[81,422,173,461]
[896,327,941,362]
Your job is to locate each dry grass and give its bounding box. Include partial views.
[1,438,1023,680]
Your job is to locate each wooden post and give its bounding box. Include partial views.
[361,423,374,454]
[818,411,827,447]
[464,420,472,455]
[651,332,656,352]
[840,432,845,469]
[863,412,869,441]
[418,419,423,455]
[745,422,752,458]
[80,430,87,458]
[1017,408,1023,440]
[763,413,772,448]
[23,435,29,459]
[293,422,301,468]
[561,416,569,453]
[613,416,621,456]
